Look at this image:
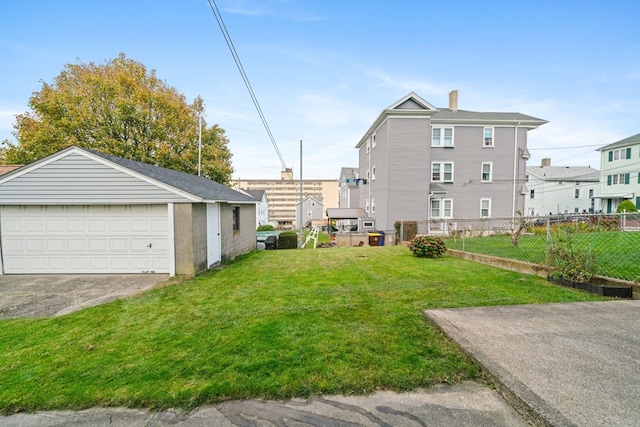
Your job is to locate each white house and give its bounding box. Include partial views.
[240,189,269,228]
[596,133,640,212]
[525,158,600,216]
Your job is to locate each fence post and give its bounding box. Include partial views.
[462,218,466,252]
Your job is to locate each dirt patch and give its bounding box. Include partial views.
[0,274,175,318]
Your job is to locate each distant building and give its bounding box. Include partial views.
[231,169,339,229]
[355,91,547,232]
[596,133,640,212]
[240,189,269,228]
[296,196,324,229]
[339,167,360,208]
[525,158,600,215]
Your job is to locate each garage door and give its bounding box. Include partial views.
[0,205,170,274]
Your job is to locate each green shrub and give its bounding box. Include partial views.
[395,221,418,241]
[408,236,447,258]
[617,200,638,213]
[546,230,600,283]
[277,231,298,249]
[257,224,276,231]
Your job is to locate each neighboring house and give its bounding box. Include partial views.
[231,169,339,229]
[0,146,257,276]
[241,189,269,228]
[0,165,23,176]
[355,91,547,232]
[596,133,640,212]
[339,167,360,209]
[525,158,600,216]
[296,196,324,228]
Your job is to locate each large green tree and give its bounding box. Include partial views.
[1,53,233,183]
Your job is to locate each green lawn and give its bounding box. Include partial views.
[0,246,606,413]
[445,231,640,281]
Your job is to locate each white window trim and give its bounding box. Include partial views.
[483,127,494,148]
[372,165,376,180]
[430,198,454,219]
[480,198,492,218]
[366,141,370,154]
[432,127,454,147]
[371,197,376,213]
[365,198,370,213]
[372,134,376,148]
[431,161,454,182]
[481,161,493,182]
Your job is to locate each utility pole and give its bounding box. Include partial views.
[299,139,303,248]
[198,114,202,176]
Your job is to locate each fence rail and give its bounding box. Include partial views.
[396,213,640,282]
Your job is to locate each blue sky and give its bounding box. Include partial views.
[1,0,639,179]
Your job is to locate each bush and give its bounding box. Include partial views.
[257,224,276,231]
[617,200,638,213]
[395,221,418,241]
[547,230,600,283]
[277,231,298,249]
[408,236,447,258]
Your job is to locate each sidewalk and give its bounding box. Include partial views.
[424,300,640,426]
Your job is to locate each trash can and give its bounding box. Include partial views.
[368,232,381,246]
[378,231,385,246]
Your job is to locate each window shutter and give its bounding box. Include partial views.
[607,175,612,186]
[608,151,613,162]
[625,173,630,184]
[626,147,631,159]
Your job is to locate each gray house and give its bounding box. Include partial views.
[0,146,257,276]
[296,196,324,228]
[355,91,547,232]
[339,167,360,209]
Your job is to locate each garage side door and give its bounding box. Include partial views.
[1,205,169,274]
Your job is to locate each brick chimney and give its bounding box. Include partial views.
[541,158,551,167]
[449,90,458,111]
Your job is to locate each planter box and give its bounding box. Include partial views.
[548,276,632,298]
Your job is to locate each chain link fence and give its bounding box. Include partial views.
[396,213,640,282]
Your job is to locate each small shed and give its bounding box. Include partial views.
[0,146,257,276]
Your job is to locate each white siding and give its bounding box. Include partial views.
[0,153,191,204]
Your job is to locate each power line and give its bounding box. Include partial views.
[207,0,287,171]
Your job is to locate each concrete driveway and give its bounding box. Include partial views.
[0,274,172,318]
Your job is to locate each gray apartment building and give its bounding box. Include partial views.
[355,91,547,232]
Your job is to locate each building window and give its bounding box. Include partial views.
[483,127,494,147]
[366,141,370,154]
[608,173,630,185]
[372,134,376,148]
[480,198,491,218]
[481,162,492,182]
[232,206,240,231]
[307,209,312,217]
[589,189,594,198]
[608,148,631,161]
[432,127,454,147]
[432,162,454,182]
[371,198,376,213]
[530,189,535,199]
[430,199,453,218]
[372,165,376,180]
[365,198,370,213]
[575,189,580,199]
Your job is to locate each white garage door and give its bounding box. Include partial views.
[0,205,170,274]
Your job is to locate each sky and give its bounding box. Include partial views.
[1,0,639,180]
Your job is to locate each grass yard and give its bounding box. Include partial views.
[445,231,640,281]
[0,245,606,413]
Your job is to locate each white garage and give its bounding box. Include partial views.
[0,146,257,276]
[1,204,169,274]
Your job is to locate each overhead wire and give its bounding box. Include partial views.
[207,0,287,171]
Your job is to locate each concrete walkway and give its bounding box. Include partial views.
[424,300,640,427]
